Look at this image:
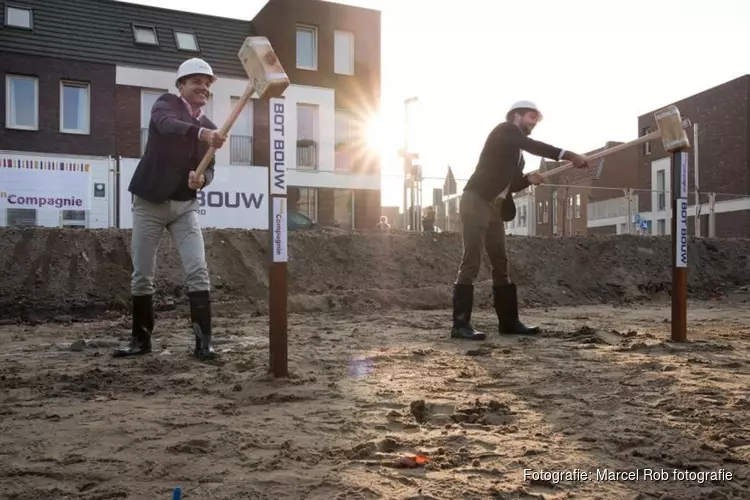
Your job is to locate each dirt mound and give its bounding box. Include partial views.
[1,227,749,320]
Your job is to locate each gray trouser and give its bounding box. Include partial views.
[455,190,510,286]
[131,195,210,296]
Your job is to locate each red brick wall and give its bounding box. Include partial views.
[114,85,141,158]
[0,53,115,156]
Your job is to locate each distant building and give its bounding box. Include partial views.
[636,74,750,238]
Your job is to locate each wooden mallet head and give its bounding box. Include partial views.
[237,36,290,100]
[654,105,691,152]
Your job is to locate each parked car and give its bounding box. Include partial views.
[288,210,346,234]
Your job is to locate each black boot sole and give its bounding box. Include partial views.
[499,324,540,335]
[451,327,487,340]
[112,344,152,357]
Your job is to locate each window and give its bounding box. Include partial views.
[334,30,355,75]
[642,126,651,155]
[6,208,36,227]
[132,24,158,45]
[575,193,581,218]
[295,187,317,220]
[297,104,318,169]
[543,201,549,223]
[568,196,574,219]
[335,109,355,171]
[5,75,38,130]
[174,31,199,51]
[537,202,543,223]
[656,169,666,210]
[657,219,666,236]
[551,191,558,234]
[61,210,87,228]
[296,25,317,70]
[333,189,353,230]
[229,96,253,165]
[141,89,166,154]
[5,5,32,29]
[519,205,527,227]
[60,81,90,134]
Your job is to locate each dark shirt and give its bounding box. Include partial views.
[463,121,564,202]
[128,93,217,204]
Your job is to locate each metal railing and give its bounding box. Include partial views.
[335,150,351,172]
[588,194,640,220]
[297,143,317,171]
[229,135,253,165]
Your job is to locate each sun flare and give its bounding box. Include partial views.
[363,114,391,157]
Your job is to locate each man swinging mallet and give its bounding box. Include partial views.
[451,100,589,340]
[113,57,226,360]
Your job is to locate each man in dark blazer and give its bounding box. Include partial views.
[451,100,589,340]
[113,57,226,361]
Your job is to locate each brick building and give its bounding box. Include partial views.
[636,74,750,238]
[510,141,638,236]
[1,0,382,230]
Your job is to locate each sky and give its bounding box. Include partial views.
[123,0,750,208]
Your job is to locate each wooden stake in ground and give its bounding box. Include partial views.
[654,105,691,342]
[194,36,291,375]
[268,97,288,377]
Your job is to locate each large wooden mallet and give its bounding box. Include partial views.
[194,36,290,176]
[540,105,691,179]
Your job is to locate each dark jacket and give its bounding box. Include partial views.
[463,121,564,221]
[128,93,217,204]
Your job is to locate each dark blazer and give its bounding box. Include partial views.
[128,93,217,204]
[463,121,565,221]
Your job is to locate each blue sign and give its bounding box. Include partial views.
[634,214,641,224]
[641,220,649,231]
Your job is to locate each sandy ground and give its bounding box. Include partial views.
[2,297,749,500]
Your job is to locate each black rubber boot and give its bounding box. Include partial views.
[188,290,217,361]
[493,283,540,335]
[450,283,486,340]
[112,294,154,357]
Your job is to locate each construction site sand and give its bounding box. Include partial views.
[1,228,750,499]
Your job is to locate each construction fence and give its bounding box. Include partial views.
[2,148,749,238]
[380,172,750,239]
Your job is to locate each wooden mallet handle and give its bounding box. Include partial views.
[540,118,691,179]
[195,83,255,177]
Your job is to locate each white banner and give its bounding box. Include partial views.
[118,159,269,229]
[676,197,688,268]
[679,151,688,198]
[269,98,287,196]
[272,196,288,262]
[0,155,92,210]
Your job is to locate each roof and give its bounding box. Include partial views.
[0,0,254,78]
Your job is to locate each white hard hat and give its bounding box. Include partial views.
[508,100,543,120]
[175,58,216,87]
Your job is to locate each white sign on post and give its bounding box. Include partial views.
[117,159,269,229]
[677,197,688,268]
[272,197,288,262]
[0,156,92,210]
[269,97,288,263]
[269,98,287,196]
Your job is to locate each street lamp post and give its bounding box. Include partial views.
[402,96,418,230]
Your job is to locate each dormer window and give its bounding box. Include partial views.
[5,5,32,29]
[132,24,158,45]
[174,31,199,52]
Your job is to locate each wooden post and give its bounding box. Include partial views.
[671,150,688,342]
[268,97,288,377]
